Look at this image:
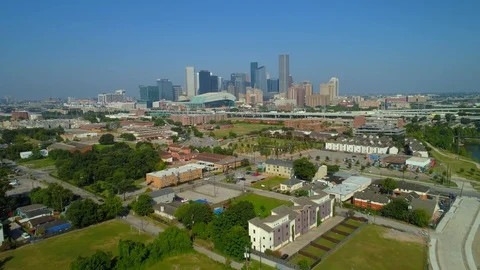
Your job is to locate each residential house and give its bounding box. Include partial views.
[280,178,303,192]
[406,157,433,172]
[18,208,53,223]
[394,181,430,199]
[409,197,440,222]
[168,144,194,161]
[147,187,175,204]
[153,201,182,220]
[146,164,204,189]
[47,142,92,154]
[325,136,397,155]
[36,219,71,234]
[248,193,334,252]
[16,204,48,217]
[158,150,173,164]
[27,215,55,229]
[19,149,48,159]
[193,152,241,173]
[264,159,293,178]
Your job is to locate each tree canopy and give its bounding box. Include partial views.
[132,194,153,216]
[293,157,317,181]
[30,183,74,211]
[381,178,397,194]
[99,134,115,145]
[119,133,136,141]
[174,202,213,229]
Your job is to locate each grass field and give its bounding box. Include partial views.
[345,219,363,227]
[304,245,327,257]
[316,225,426,270]
[314,237,337,249]
[18,158,56,169]
[231,193,293,218]
[335,225,356,234]
[147,252,233,270]
[0,220,153,270]
[290,254,316,265]
[430,147,480,180]
[251,176,287,190]
[211,123,281,138]
[325,231,347,241]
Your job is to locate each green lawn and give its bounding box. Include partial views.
[430,148,480,181]
[231,193,293,218]
[18,158,56,169]
[93,144,114,151]
[0,220,153,270]
[316,225,426,270]
[211,123,281,139]
[289,254,316,266]
[345,219,364,227]
[314,237,337,249]
[251,176,288,190]
[304,245,327,257]
[335,225,356,234]
[325,231,347,242]
[147,252,233,270]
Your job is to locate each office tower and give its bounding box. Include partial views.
[255,66,267,93]
[196,72,199,94]
[233,73,247,97]
[222,80,230,91]
[289,75,293,87]
[218,77,223,91]
[279,54,290,93]
[329,77,339,97]
[250,62,258,88]
[173,85,183,101]
[267,78,279,93]
[98,90,126,104]
[210,75,219,92]
[320,82,335,101]
[158,79,174,101]
[185,66,196,97]
[198,70,212,95]
[139,85,159,102]
[227,82,236,96]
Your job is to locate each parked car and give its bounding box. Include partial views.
[280,254,289,260]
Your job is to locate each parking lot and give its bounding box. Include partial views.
[176,183,242,204]
[6,178,46,196]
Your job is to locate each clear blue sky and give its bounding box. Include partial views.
[0,0,479,99]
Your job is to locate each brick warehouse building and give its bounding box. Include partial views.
[146,164,204,189]
[352,190,390,210]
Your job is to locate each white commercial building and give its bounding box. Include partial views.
[324,176,372,202]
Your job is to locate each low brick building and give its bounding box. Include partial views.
[353,190,390,210]
[146,164,204,189]
[168,144,194,161]
[193,152,241,172]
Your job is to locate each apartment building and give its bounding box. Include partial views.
[192,152,241,173]
[264,159,293,178]
[325,137,398,155]
[248,193,334,252]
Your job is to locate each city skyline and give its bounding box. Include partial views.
[0,1,479,99]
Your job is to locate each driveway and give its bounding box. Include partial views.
[280,216,344,256]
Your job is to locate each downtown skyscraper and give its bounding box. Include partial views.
[185,66,196,97]
[250,62,258,88]
[198,70,211,95]
[255,66,267,93]
[279,54,290,93]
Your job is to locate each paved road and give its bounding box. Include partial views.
[430,197,480,270]
[122,214,243,269]
[12,162,103,203]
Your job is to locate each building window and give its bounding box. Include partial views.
[263,237,265,240]
[278,237,280,240]
[254,238,256,242]
[253,229,255,233]
[270,237,271,241]
[286,224,288,228]
[278,229,280,232]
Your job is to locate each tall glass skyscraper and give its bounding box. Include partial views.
[157,79,173,101]
[198,70,211,95]
[185,66,196,97]
[267,78,279,93]
[250,62,258,88]
[255,66,267,93]
[233,73,247,97]
[279,54,290,93]
[210,76,219,92]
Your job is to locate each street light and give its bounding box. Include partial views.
[244,246,250,270]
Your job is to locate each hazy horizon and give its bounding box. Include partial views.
[1,0,479,99]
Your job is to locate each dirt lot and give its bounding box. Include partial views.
[383,228,426,244]
[177,184,242,204]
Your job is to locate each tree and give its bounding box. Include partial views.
[66,199,101,228]
[297,259,310,270]
[381,178,397,194]
[116,240,149,270]
[433,115,441,122]
[222,225,251,260]
[99,134,115,145]
[174,202,213,229]
[294,190,309,197]
[70,251,112,270]
[30,183,74,212]
[119,133,136,141]
[149,227,193,260]
[0,168,13,218]
[101,196,124,219]
[326,165,339,173]
[293,157,317,181]
[461,117,471,125]
[445,113,453,122]
[410,209,431,227]
[381,198,410,222]
[133,194,153,216]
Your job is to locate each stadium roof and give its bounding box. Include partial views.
[189,92,236,104]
